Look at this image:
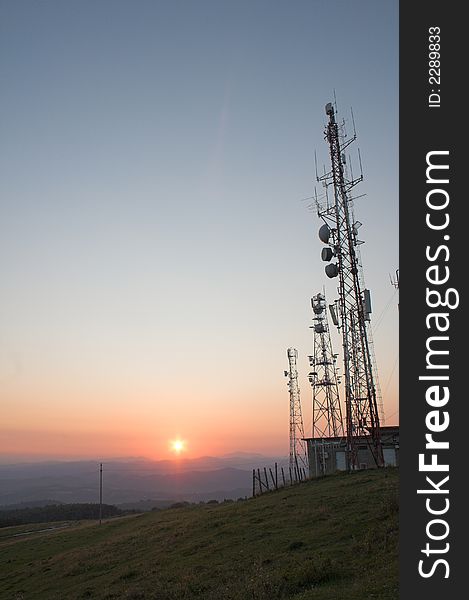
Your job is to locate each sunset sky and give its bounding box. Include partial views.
[0,0,398,462]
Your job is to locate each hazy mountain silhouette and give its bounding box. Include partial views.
[0,454,288,506]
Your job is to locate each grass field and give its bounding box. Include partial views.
[0,468,398,600]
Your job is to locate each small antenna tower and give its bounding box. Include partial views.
[390,269,399,311]
[315,101,384,469]
[308,292,344,439]
[284,348,309,471]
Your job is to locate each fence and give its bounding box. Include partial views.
[252,462,309,496]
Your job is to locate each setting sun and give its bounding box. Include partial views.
[170,439,186,455]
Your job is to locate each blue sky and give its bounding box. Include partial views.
[0,0,398,460]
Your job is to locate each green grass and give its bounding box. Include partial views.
[0,469,398,600]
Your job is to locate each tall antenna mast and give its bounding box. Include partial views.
[284,348,309,471]
[309,292,344,439]
[316,102,384,469]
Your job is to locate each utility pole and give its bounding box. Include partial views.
[99,462,103,525]
[316,101,384,470]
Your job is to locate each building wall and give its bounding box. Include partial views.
[306,427,399,477]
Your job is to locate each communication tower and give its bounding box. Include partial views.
[315,101,384,469]
[284,348,309,471]
[309,292,344,439]
[308,292,344,477]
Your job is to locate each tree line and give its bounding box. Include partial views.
[0,503,132,528]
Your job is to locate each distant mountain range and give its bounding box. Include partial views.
[0,454,289,507]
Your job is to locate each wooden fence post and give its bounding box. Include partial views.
[264,467,270,491]
[269,467,275,489]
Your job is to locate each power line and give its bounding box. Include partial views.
[372,289,398,334]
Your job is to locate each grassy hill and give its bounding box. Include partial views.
[0,468,398,600]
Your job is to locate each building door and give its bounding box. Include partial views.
[383,448,396,467]
[336,451,346,471]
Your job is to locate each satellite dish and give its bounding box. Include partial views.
[311,297,324,314]
[325,263,339,278]
[321,247,333,262]
[318,224,331,244]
